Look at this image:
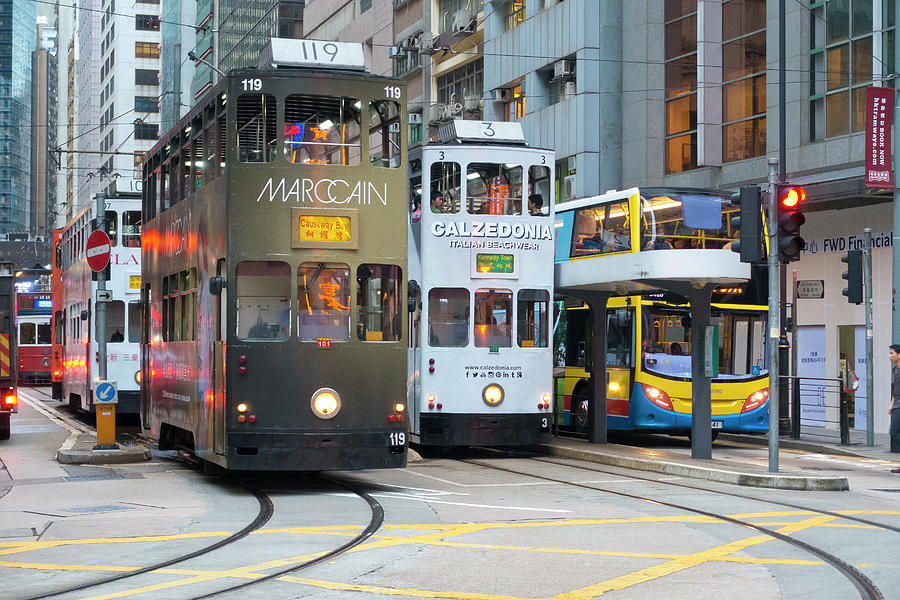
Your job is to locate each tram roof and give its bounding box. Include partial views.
[258,38,367,71]
[436,120,528,146]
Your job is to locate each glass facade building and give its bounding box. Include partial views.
[0,0,36,233]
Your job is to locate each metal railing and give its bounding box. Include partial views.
[783,375,851,444]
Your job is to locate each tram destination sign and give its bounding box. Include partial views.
[292,208,358,249]
[475,253,515,274]
[797,279,825,299]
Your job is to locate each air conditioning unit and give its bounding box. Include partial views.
[491,88,510,102]
[429,103,447,122]
[452,9,474,34]
[443,103,462,119]
[418,37,438,55]
[563,174,576,199]
[388,46,406,59]
[554,59,574,79]
[563,81,576,100]
[464,94,482,111]
[408,112,422,124]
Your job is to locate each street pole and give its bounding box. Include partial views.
[893,0,900,345]
[767,158,780,473]
[95,192,107,382]
[864,228,874,447]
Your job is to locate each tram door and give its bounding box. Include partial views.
[407,283,421,431]
[212,261,226,455]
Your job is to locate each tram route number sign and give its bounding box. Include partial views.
[797,279,825,299]
[86,230,112,272]
[317,338,332,350]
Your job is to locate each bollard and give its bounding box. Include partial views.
[839,388,849,445]
[791,376,801,440]
[93,380,118,450]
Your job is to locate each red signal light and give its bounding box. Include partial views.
[779,186,805,208]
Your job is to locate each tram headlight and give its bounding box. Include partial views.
[483,384,504,407]
[394,403,405,413]
[134,371,141,384]
[236,403,248,413]
[311,388,341,419]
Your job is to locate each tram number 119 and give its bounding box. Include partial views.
[389,432,407,446]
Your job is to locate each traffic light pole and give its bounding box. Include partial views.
[864,228,874,447]
[767,158,780,473]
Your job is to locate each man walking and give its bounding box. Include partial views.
[889,344,900,464]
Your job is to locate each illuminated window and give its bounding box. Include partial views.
[810,0,881,140]
[505,83,526,121]
[134,41,159,59]
[505,0,525,30]
[297,263,350,341]
[722,0,766,162]
[571,200,631,258]
[466,163,523,215]
[474,289,512,348]
[356,264,402,342]
[284,95,361,166]
[664,0,697,173]
[429,288,469,347]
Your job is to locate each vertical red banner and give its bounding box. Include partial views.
[865,86,895,189]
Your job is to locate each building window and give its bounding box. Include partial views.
[438,0,483,35]
[135,14,160,31]
[135,96,159,113]
[437,58,484,108]
[361,0,372,12]
[722,0,766,162]
[135,41,160,59]
[664,0,698,174]
[505,0,525,30]
[505,83,525,120]
[135,122,159,140]
[392,48,421,78]
[135,69,159,86]
[810,0,881,140]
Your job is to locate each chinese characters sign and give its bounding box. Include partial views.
[291,208,358,249]
[865,86,894,189]
[298,215,352,243]
[475,253,515,274]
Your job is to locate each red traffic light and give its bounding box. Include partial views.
[779,186,806,208]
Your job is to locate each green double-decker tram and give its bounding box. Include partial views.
[140,40,409,471]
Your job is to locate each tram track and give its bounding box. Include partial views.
[459,454,884,600]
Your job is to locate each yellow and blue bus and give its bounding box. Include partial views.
[553,187,769,437]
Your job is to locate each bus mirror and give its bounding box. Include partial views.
[209,276,225,296]
[80,310,88,321]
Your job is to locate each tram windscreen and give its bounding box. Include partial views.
[356,264,401,342]
[428,288,468,347]
[284,95,361,165]
[517,289,550,347]
[642,307,768,379]
[236,261,290,341]
[474,289,512,348]
[297,263,350,341]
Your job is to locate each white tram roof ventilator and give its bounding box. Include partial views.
[436,120,528,146]
[258,38,367,72]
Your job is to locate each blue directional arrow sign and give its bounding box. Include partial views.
[95,380,118,404]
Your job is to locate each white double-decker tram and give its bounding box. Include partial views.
[408,121,554,446]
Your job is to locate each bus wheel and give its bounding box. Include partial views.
[572,386,590,435]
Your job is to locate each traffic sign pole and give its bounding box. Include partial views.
[767,158,780,473]
[94,193,108,383]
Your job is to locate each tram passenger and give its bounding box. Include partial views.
[411,198,422,222]
[528,193,544,216]
[110,329,124,343]
[431,191,445,213]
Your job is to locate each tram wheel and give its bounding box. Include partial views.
[571,386,590,435]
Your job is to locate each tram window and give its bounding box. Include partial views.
[235,262,290,341]
[356,264,401,342]
[122,211,141,247]
[204,122,218,182]
[429,162,461,214]
[467,163,523,215]
[284,95,362,166]
[192,125,206,190]
[237,93,277,163]
[105,211,118,247]
[528,165,551,216]
[297,262,350,341]
[54,310,63,344]
[428,288,469,347]
[38,322,51,345]
[474,289,512,348]
[128,300,141,343]
[571,200,631,257]
[369,100,401,168]
[159,160,169,212]
[517,289,550,348]
[162,268,198,342]
[106,301,125,343]
[20,322,35,345]
[180,143,192,200]
[410,175,422,222]
[218,114,227,172]
[169,154,181,207]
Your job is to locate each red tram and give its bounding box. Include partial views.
[51,230,63,397]
[0,262,17,439]
[16,268,52,385]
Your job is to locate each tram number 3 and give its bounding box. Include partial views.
[389,432,407,446]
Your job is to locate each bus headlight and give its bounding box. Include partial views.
[483,384,504,406]
[311,388,340,419]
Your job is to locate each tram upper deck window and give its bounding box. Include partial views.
[298,263,350,341]
[369,101,401,168]
[429,162,461,214]
[236,261,290,341]
[517,289,549,347]
[356,264,401,342]
[428,287,469,347]
[236,94,277,163]
[528,165,551,216]
[571,200,631,257]
[122,211,141,247]
[467,163,523,215]
[284,95,362,166]
[475,289,512,347]
[105,211,118,247]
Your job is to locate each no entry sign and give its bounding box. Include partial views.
[86,229,111,272]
